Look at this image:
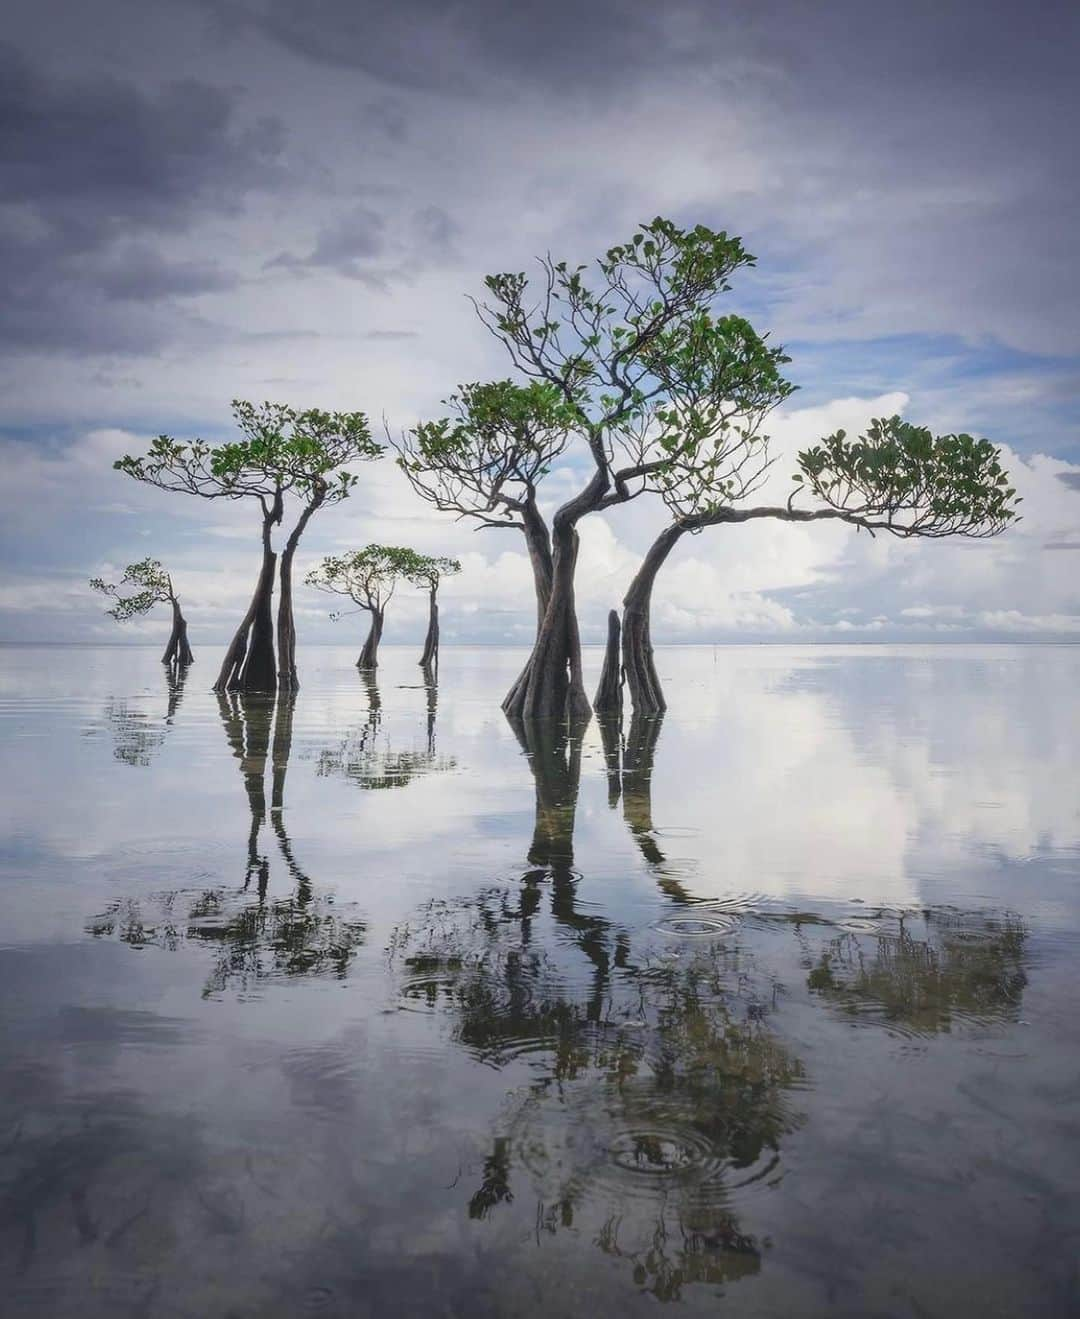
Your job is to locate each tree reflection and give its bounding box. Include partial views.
[803,907,1028,1036]
[96,665,188,767]
[88,692,366,994]
[389,709,1034,1303]
[317,670,456,790]
[390,713,805,1301]
[601,710,696,905]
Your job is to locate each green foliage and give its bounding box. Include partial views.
[306,545,435,612]
[475,217,794,499]
[398,380,576,522]
[114,400,382,506]
[90,558,174,622]
[793,416,1020,537]
[406,554,462,590]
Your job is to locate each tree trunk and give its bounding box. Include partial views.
[276,491,323,694]
[502,524,590,721]
[503,468,608,722]
[214,505,280,693]
[622,522,687,714]
[419,586,439,667]
[521,496,554,633]
[276,552,298,693]
[162,598,194,668]
[357,610,383,670]
[593,608,623,717]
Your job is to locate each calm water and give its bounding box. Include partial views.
[1,644,1078,1317]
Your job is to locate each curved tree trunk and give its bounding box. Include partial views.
[357,609,384,670]
[419,586,439,667]
[503,468,608,722]
[593,608,623,717]
[276,490,323,694]
[162,597,194,668]
[214,503,281,693]
[276,554,298,693]
[521,496,554,633]
[622,522,687,714]
[502,524,590,721]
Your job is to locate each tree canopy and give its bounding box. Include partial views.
[406,553,462,590]
[306,545,430,614]
[397,380,575,528]
[115,401,381,508]
[475,217,795,512]
[90,557,177,621]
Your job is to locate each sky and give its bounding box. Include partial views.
[2,0,1079,648]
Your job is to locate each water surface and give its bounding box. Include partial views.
[1,644,1078,1316]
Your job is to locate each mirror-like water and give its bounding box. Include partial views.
[1,644,1078,1317]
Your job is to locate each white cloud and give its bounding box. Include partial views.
[3,390,1078,644]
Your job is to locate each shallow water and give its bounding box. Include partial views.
[1,643,1078,1317]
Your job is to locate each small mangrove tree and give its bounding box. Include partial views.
[90,557,194,668]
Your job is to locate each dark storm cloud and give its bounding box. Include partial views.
[266,203,458,285]
[212,0,1080,107]
[413,206,459,259]
[266,204,386,279]
[0,39,283,352]
[206,0,672,93]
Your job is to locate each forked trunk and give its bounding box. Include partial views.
[503,467,609,722]
[357,610,384,670]
[419,587,439,667]
[214,504,281,694]
[593,609,623,717]
[162,598,194,668]
[502,524,590,722]
[621,522,687,714]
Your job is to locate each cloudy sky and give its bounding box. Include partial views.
[2,0,1078,648]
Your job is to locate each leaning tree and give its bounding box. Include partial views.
[407,554,462,668]
[395,380,575,635]
[604,415,1020,714]
[90,557,194,668]
[115,402,381,694]
[473,217,792,721]
[306,545,426,670]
